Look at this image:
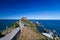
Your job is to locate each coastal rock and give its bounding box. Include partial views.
[44,28,50,33]
[35,21,41,26]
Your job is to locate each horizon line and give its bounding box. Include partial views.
[0,18,60,20]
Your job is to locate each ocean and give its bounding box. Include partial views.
[0,19,60,36]
[30,20,60,37]
[0,19,18,31]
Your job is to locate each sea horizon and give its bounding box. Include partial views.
[0,19,60,37]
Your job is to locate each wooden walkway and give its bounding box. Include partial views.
[0,20,24,40]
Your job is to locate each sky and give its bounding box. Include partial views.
[0,0,60,19]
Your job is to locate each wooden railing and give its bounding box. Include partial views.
[0,23,24,40]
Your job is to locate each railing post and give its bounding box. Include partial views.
[6,26,8,33]
[14,24,15,29]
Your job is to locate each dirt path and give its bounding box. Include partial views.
[19,26,46,40]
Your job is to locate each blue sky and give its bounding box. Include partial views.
[0,0,60,19]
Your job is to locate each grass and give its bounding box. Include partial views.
[9,22,19,28]
[0,31,5,38]
[2,17,49,40]
[2,21,19,35]
[20,18,48,40]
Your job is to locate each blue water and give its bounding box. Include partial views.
[0,19,18,31]
[30,20,60,36]
[0,20,60,36]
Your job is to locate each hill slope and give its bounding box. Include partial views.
[18,26,46,40]
[2,17,47,40]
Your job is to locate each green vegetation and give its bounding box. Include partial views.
[3,17,49,40]
[20,18,48,40]
[9,22,19,28]
[0,31,5,38]
[21,18,42,34]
